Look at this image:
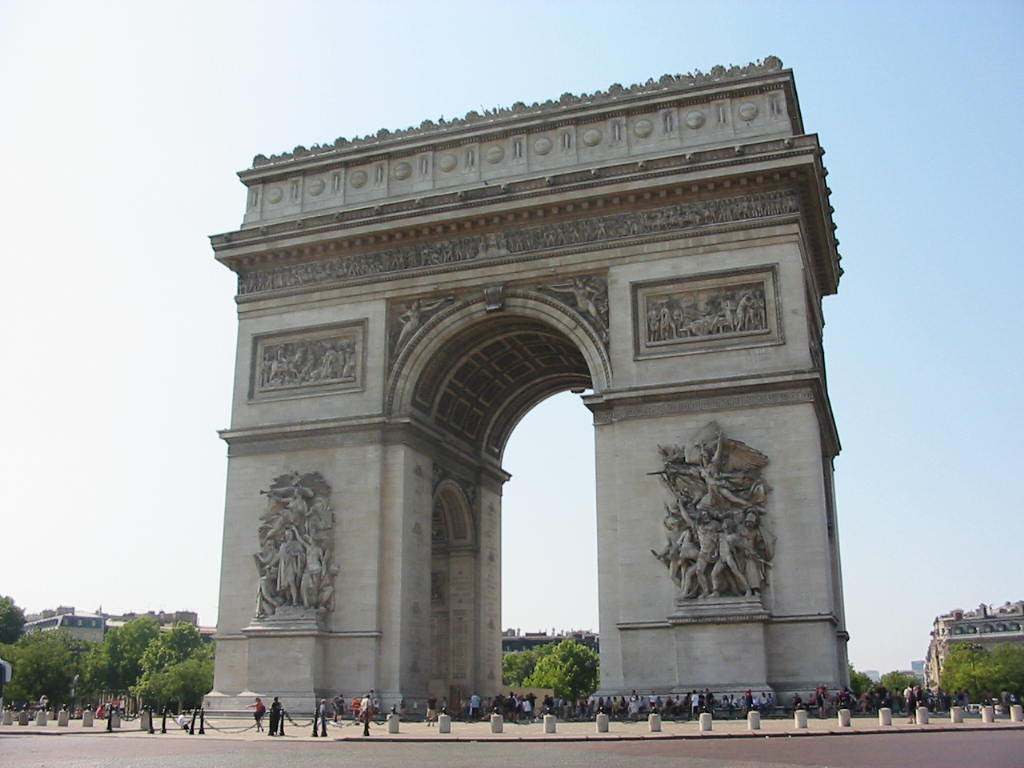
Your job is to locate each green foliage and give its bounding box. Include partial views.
[522,639,599,701]
[133,643,213,709]
[133,623,211,707]
[84,617,161,695]
[879,671,919,695]
[0,631,88,704]
[848,664,873,697]
[139,623,205,674]
[502,643,555,687]
[940,643,1024,700]
[0,596,26,644]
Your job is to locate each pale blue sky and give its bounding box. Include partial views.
[1,1,1020,674]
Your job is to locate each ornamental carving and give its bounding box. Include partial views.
[389,295,455,360]
[251,57,783,167]
[537,275,609,347]
[253,472,338,618]
[238,190,798,295]
[634,268,779,358]
[651,423,775,599]
[252,323,364,398]
[645,282,766,344]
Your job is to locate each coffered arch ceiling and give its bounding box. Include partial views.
[412,316,592,460]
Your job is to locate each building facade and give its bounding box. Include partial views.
[501,629,599,655]
[926,601,1024,687]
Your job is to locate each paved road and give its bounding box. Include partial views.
[2,730,1022,767]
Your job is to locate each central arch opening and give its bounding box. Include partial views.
[412,315,593,460]
[400,302,605,706]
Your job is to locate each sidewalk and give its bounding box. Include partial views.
[5,715,1024,743]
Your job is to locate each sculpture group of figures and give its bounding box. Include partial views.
[646,284,766,344]
[253,472,338,617]
[259,337,358,390]
[651,422,775,599]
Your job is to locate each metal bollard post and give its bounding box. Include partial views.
[279,711,286,736]
[149,707,155,734]
[161,707,167,734]
[107,709,113,733]
[188,709,196,735]
[198,709,205,735]
[311,703,319,737]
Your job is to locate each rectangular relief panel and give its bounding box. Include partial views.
[632,266,782,359]
[249,319,367,401]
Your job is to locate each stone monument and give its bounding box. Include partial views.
[205,56,848,713]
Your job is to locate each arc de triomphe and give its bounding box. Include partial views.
[206,56,848,713]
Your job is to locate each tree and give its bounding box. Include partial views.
[134,644,213,710]
[880,671,919,695]
[502,643,556,687]
[133,623,211,709]
[848,664,873,697]
[523,639,599,701]
[941,643,1024,701]
[0,631,87,705]
[0,596,26,644]
[83,616,161,696]
[139,623,204,673]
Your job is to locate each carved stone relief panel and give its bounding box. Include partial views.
[633,267,780,358]
[650,422,774,601]
[252,471,337,624]
[250,320,366,400]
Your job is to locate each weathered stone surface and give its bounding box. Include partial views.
[207,60,845,715]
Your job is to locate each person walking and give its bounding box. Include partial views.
[360,691,372,737]
[249,697,266,733]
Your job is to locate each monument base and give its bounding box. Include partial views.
[669,595,771,694]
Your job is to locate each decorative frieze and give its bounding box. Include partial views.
[251,321,366,400]
[633,267,780,359]
[238,190,799,295]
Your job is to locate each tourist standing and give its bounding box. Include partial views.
[268,697,282,736]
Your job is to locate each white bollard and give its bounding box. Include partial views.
[438,713,451,733]
[981,705,995,723]
[387,713,399,733]
[58,711,69,727]
[648,713,661,732]
[747,711,761,730]
[1010,704,1023,723]
[35,710,47,726]
[915,706,929,725]
[490,713,503,733]
[878,707,892,726]
[544,714,556,733]
[18,711,29,726]
[794,709,808,729]
[82,710,94,727]
[699,712,713,732]
[2,710,12,726]
[837,708,851,727]
[139,711,151,731]
[595,713,609,733]
[950,706,963,723]
[110,712,120,729]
